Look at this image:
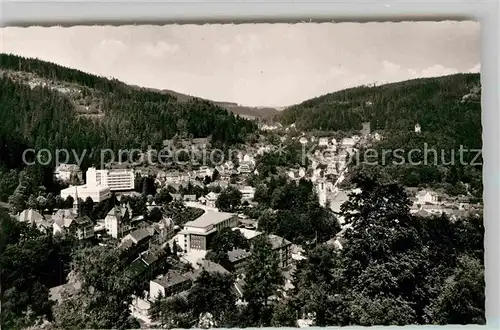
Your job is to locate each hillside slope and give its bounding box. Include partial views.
[278,74,482,196]
[279,73,481,147]
[129,86,280,120]
[0,53,257,169]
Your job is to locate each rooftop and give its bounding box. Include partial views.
[153,271,191,288]
[184,210,235,229]
[49,281,82,303]
[55,163,80,172]
[227,249,252,263]
[185,260,229,281]
[125,228,152,244]
[268,234,292,250]
[232,227,262,240]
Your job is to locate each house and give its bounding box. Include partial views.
[185,259,229,281]
[52,198,93,240]
[421,204,445,214]
[415,123,421,133]
[105,204,132,238]
[361,122,371,136]
[318,137,329,147]
[53,211,94,240]
[416,190,439,205]
[18,209,51,233]
[242,154,255,164]
[54,163,82,183]
[224,248,252,272]
[183,194,197,202]
[149,271,192,300]
[237,161,253,175]
[410,203,420,214]
[149,217,176,248]
[341,137,356,148]
[233,230,291,269]
[415,209,431,218]
[204,192,219,208]
[192,137,210,148]
[233,227,262,240]
[196,166,212,178]
[127,250,161,283]
[238,186,256,201]
[326,163,338,176]
[165,172,181,184]
[121,227,154,252]
[268,234,292,268]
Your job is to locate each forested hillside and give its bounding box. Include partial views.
[279,73,481,148]
[279,74,482,196]
[0,53,257,170]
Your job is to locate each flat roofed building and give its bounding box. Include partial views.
[86,167,135,191]
[178,211,238,252]
[60,184,111,203]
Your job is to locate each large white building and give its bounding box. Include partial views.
[177,211,238,253]
[86,167,135,191]
[60,184,111,203]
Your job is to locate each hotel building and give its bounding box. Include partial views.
[86,167,135,191]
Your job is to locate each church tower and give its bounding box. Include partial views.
[73,187,81,217]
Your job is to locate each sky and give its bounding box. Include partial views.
[0,22,480,107]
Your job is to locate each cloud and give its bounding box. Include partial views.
[90,39,127,64]
[235,33,262,55]
[217,44,232,55]
[100,39,126,49]
[328,65,348,76]
[420,64,459,78]
[382,60,402,73]
[143,41,180,58]
[468,63,481,73]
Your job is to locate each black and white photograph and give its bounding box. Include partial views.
[0,21,484,329]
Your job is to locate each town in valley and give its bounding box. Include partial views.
[0,22,484,329]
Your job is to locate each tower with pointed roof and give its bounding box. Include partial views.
[73,186,81,216]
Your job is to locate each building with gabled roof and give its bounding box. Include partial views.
[52,194,94,240]
[18,209,52,233]
[149,271,192,300]
[105,204,132,238]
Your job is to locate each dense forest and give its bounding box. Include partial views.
[0,53,257,170]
